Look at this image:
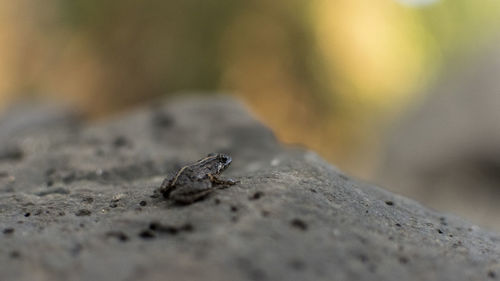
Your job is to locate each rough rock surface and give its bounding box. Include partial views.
[1,97,499,281]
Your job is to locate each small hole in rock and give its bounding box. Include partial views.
[310,189,317,193]
[139,230,156,239]
[214,198,221,205]
[82,197,94,204]
[399,257,409,264]
[75,209,92,216]
[24,213,30,217]
[437,229,443,234]
[395,223,402,227]
[113,136,129,148]
[3,228,14,234]
[230,205,238,212]
[290,218,308,231]
[358,254,369,263]
[288,259,306,271]
[9,251,20,259]
[385,201,394,206]
[182,223,194,232]
[488,271,496,279]
[139,201,147,206]
[249,192,264,200]
[106,231,129,242]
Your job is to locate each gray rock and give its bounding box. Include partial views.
[0,96,499,281]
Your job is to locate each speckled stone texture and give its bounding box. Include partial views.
[0,97,499,281]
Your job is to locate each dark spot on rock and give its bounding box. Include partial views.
[106,231,129,242]
[139,230,156,239]
[261,210,270,217]
[449,234,454,238]
[310,188,317,193]
[58,211,66,216]
[9,251,20,259]
[290,218,308,231]
[388,236,394,240]
[149,222,193,235]
[288,259,306,271]
[75,209,91,216]
[46,180,54,187]
[62,172,76,184]
[385,201,394,206]
[489,271,497,279]
[34,209,43,216]
[214,198,221,205]
[24,212,31,217]
[248,268,266,281]
[109,203,118,208]
[82,197,94,204]
[231,216,239,223]
[46,168,56,176]
[249,191,263,200]
[230,205,238,212]
[113,136,130,148]
[440,217,448,226]
[0,146,24,162]
[399,256,409,264]
[365,210,369,214]
[357,254,369,263]
[3,228,14,234]
[80,223,85,228]
[0,171,8,178]
[70,243,83,257]
[139,200,147,206]
[152,111,174,128]
[395,223,402,227]
[95,148,105,156]
[437,229,443,234]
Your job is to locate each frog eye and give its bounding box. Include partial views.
[220,154,231,163]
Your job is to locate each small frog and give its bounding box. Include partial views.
[159,153,237,204]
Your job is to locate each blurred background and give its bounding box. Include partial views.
[2,0,500,230]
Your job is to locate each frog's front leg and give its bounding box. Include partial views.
[208,174,238,187]
[159,177,175,198]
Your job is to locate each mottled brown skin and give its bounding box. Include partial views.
[159,153,237,204]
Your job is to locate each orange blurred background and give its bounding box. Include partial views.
[2,0,500,227]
